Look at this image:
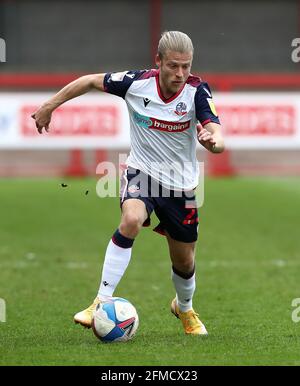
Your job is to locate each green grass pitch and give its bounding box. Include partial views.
[0,177,299,366]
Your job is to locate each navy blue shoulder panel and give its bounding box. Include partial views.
[103,70,147,99]
[194,82,220,126]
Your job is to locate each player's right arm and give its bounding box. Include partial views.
[31,73,105,133]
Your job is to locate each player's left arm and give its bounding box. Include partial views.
[197,122,225,153]
[194,81,225,153]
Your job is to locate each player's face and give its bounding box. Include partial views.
[156,50,193,98]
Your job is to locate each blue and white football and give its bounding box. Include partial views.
[91,297,139,343]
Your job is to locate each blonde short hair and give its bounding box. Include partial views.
[158,31,194,59]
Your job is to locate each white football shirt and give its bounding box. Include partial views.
[104,69,220,190]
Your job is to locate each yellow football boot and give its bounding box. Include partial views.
[171,298,208,335]
[74,297,100,328]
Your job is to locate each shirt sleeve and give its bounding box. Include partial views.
[103,70,146,99]
[194,82,220,126]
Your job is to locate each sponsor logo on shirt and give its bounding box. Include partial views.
[133,112,152,128]
[133,112,190,133]
[149,118,190,132]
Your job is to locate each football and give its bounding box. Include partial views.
[91,297,139,343]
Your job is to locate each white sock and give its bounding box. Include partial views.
[98,239,132,298]
[171,268,196,312]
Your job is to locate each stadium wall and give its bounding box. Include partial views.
[0,0,298,73]
[0,0,299,177]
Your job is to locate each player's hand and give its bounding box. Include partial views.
[197,124,216,151]
[31,105,52,134]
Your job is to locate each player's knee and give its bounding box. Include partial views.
[119,213,143,237]
[179,260,195,275]
[174,253,195,274]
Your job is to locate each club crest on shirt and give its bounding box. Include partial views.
[174,102,187,116]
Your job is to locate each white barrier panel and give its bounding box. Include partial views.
[0,92,130,149]
[0,92,300,149]
[216,92,300,149]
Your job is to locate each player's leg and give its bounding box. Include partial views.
[97,199,148,299]
[166,233,196,311]
[154,193,207,335]
[166,232,207,335]
[74,199,148,328]
[98,167,152,298]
